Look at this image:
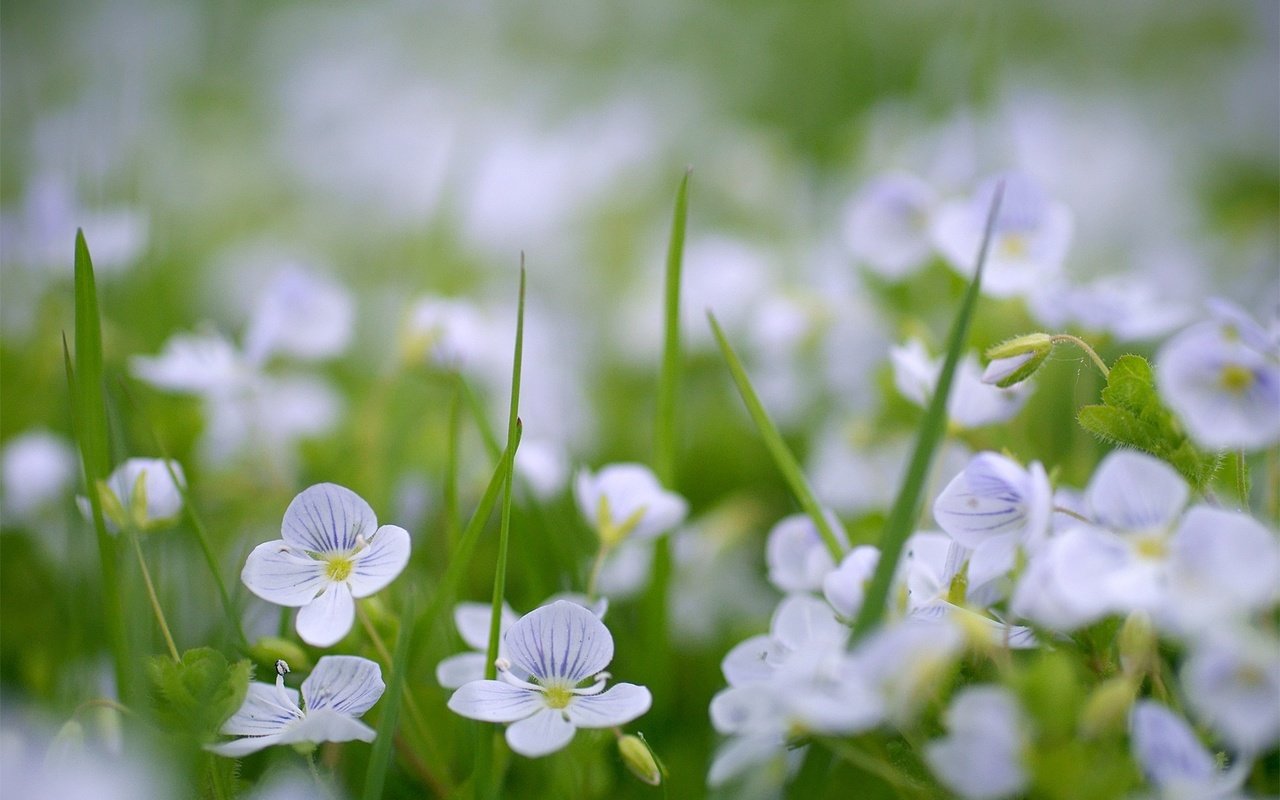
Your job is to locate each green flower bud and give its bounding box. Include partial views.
[982,333,1053,388]
[1117,610,1156,679]
[250,637,311,672]
[1080,676,1136,738]
[618,733,662,786]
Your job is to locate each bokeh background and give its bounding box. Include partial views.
[2,1,1277,797]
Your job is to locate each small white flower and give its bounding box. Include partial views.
[765,512,849,594]
[821,546,880,619]
[514,439,570,501]
[447,601,652,758]
[841,172,938,280]
[2,430,77,521]
[931,172,1073,299]
[925,686,1030,800]
[242,267,354,366]
[854,618,963,725]
[1027,274,1193,343]
[574,463,687,547]
[1181,629,1280,755]
[401,297,494,368]
[1156,301,1280,451]
[1130,700,1246,799]
[241,483,410,647]
[890,339,1030,429]
[208,656,385,757]
[78,458,186,533]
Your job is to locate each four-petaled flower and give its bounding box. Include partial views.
[208,656,385,757]
[241,483,411,647]
[448,600,652,757]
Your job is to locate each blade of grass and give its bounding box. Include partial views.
[66,230,132,702]
[444,381,464,551]
[849,182,1003,641]
[477,265,526,800]
[363,591,417,800]
[709,313,844,563]
[654,168,690,486]
[457,372,503,464]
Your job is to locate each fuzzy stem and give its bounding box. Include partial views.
[1050,334,1110,377]
[124,523,179,662]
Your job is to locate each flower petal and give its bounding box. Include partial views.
[1130,701,1216,788]
[933,453,1031,548]
[436,653,487,690]
[278,708,376,746]
[504,600,613,684]
[504,707,576,758]
[346,524,411,597]
[219,682,302,736]
[454,601,517,651]
[295,583,355,647]
[1086,451,1187,533]
[281,483,377,553]
[301,655,384,717]
[241,541,327,607]
[448,680,544,723]
[566,683,651,728]
[207,732,287,757]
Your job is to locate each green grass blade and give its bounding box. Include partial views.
[485,265,525,680]
[458,372,504,464]
[654,169,690,487]
[362,591,416,800]
[67,230,132,702]
[849,182,1004,641]
[709,313,844,563]
[444,381,464,551]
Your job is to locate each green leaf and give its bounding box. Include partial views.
[1077,354,1219,489]
[654,169,690,487]
[148,647,251,744]
[67,230,132,702]
[363,593,415,800]
[709,312,844,563]
[848,183,1004,641]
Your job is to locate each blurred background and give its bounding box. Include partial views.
[1,0,1277,797]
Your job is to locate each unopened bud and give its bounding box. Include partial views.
[1081,676,1136,738]
[982,333,1053,388]
[250,637,310,672]
[618,733,662,786]
[1117,610,1156,679]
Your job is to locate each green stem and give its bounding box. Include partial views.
[585,544,612,601]
[444,381,464,552]
[654,169,690,487]
[123,523,180,662]
[1050,334,1110,378]
[1235,449,1249,509]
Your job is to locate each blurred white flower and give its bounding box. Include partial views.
[401,297,496,369]
[448,601,651,757]
[209,656,384,757]
[821,545,880,619]
[514,438,570,501]
[1130,700,1246,800]
[241,483,410,647]
[764,512,849,594]
[853,617,963,725]
[890,339,1031,429]
[574,463,687,547]
[2,430,77,522]
[1156,301,1280,451]
[1027,274,1194,343]
[1180,629,1280,755]
[931,172,1073,299]
[242,266,354,365]
[842,172,938,279]
[925,686,1030,800]
[77,457,185,533]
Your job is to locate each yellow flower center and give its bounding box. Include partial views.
[999,233,1029,259]
[544,685,573,709]
[325,554,355,582]
[1219,364,1254,394]
[1134,536,1166,560]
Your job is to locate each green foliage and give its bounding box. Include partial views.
[147,647,251,745]
[1076,355,1219,489]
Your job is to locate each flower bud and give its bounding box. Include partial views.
[982,333,1053,388]
[1080,676,1136,738]
[1117,610,1156,679]
[618,733,662,786]
[250,637,311,672]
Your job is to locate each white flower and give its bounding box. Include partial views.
[1130,700,1246,799]
[890,339,1030,429]
[854,618,963,725]
[241,483,410,647]
[78,458,185,533]
[447,601,652,758]
[1156,302,1280,451]
[208,656,384,757]
[401,297,495,368]
[242,267,354,365]
[821,546,880,619]
[2,430,77,521]
[933,452,1052,582]
[1027,274,1193,343]
[1181,630,1280,755]
[841,172,938,280]
[765,512,849,594]
[574,463,687,547]
[925,686,1029,800]
[931,172,1073,299]
[1164,507,1280,633]
[514,439,570,501]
